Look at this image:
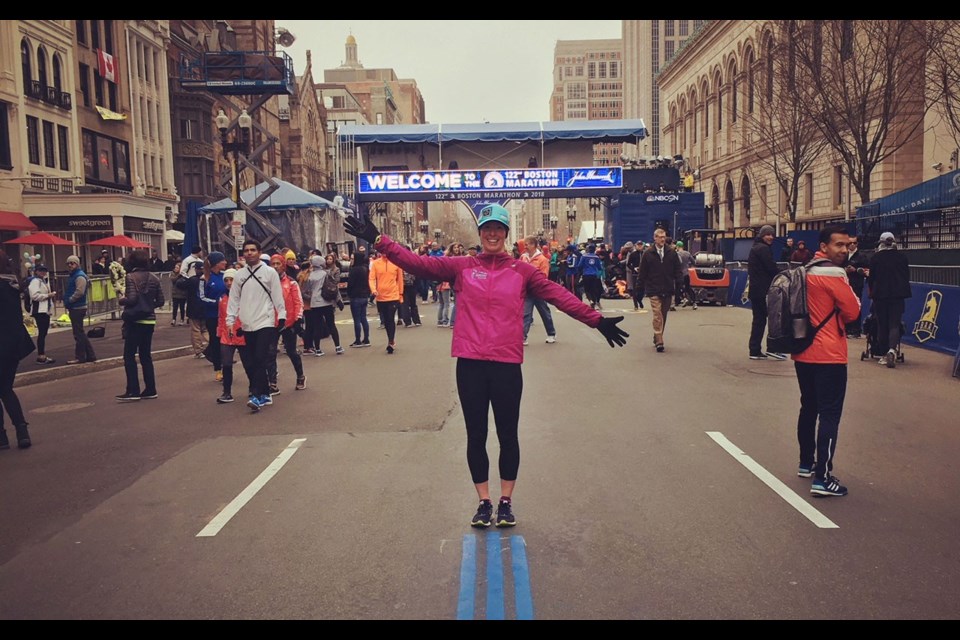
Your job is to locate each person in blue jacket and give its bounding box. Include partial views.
[198,251,228,380]
[564,244,582,300]
[579,243,604,310]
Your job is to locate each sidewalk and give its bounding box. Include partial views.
[14,310,196,388]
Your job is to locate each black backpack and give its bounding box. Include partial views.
[21,276,35,313]
[765,258,837,354]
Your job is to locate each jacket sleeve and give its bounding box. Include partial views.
[225,275,241,327]
[636,253,647,288]
[396,265,404,298]
[377,235,460,282]
[526,268,603,328]
[153,275,165,309]
[368,264,377,293]
[69,274,87,303]
[29,279,50,302]
[290,280,303,324]
[830,274,862,324]
[761,245,779,277]
[121,274,139,307]
[270,271,286,321]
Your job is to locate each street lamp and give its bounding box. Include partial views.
[566,203,577,240]
[589,197,601,242]
[419,219,429,243]
[216,108,252,211]
[401,208,413,244]
[549,215,558,241]
[434,228,442,244]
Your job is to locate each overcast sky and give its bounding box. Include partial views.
[280,20,623,125]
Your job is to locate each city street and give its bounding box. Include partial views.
[1,299,959,619]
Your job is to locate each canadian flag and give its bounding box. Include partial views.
[97,49,116,83]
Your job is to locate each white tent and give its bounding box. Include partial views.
[577,221,604,245]
[165,229,185,241]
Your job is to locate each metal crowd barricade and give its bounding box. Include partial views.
[909,265,960,287]
[49,274,121,323]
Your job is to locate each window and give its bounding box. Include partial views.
[108,81,117,111]
[94,69,103,106]
[0,102,11,170]
[79,64,90,107]
[26,116,40,165]
[42,120,55,168]
[588,62,595,79]
[91,20,100,50]
[599,62,607,79]
[76,20,86,46]
[731,69,738,123]
[716,77,722,131]
[806,172,814,210]
[37,47,48,91]
[610,61,618,78]
[665,20,675,37]
[57,124,69,171]
[53,54,62,92]
[566,66,572,78]
[82,129,130,186]
[834,165,844,207]
[747,50,755,113]
[766,46,774,102]
[680,20,689,36]
[813,21,823,76]
[741,176,751,221]
[376,112,383,124]
[760,184,768,219]
[542,199,550,211]
[666,40,675,62]
[840,20,854,61]
[104,20,113,53]
[21,40,31,92]
[576,65,583,76]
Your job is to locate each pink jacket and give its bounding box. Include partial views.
[377,235,602,364]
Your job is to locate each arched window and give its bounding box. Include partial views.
[53,54,62,92]
[21,39,31,92]
[741,175,751,223]
[765,35,775,102]
[726,180,735,226]
[715,72,723,132]
[702,81,710,140]
[712,185,721,228]
[690,89,698,144]
[37,46,48,90]
[787,21,797,91]
[746,48,755,113]
[730,62,738,123]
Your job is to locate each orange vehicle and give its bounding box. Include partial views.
[683,229,730,306]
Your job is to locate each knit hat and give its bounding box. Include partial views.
[271,253,286,264]
[758,225,775,239]
[880,231,896,244]
[310,255,325,268]
[208,251,226,265]
[223,268,237,280]
[66,255,80,265]
[260,254,271,263]
[285,250,296,260]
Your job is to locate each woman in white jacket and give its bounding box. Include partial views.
[28,264,56,364]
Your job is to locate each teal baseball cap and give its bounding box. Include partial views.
[477,204,511,230]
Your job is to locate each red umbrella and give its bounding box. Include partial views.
[87,234,151,249]
[3,231,75,246]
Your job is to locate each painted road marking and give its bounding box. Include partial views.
[456,533,534,620]
[706,432,839,529]
[196,438,307,537]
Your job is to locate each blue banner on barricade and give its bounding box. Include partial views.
[726,271,960,357]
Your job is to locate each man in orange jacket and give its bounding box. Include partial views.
[792,225,861,497]
[369,250,404,354]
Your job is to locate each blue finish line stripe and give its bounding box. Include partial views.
[486,530,505,620]
[511,536,534,620]
[456,535,477,620]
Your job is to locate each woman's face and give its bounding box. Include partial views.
[325,254,335,266]
[213,259,227,273]
[173,263,181,274]
[479,222,508,254]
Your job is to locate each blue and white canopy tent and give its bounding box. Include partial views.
[198,179,350,257]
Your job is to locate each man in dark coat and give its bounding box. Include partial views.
[747,225,785,360]
[637,227,683,353]
[868,232,912,368]
[843,233,870,338]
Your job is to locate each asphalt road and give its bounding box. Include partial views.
[1,299,959,619]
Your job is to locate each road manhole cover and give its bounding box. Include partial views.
[31,402,96,414]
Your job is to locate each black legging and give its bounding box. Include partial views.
[267,326,304,383]
[873,297,905,355]
[582,274,603,305]
[377,300,399,344]
[34,313,50,355]
[0,353,27,429]
[312,305,339,348]
[456,358,523,484]
[171,298,186,322]
[203,316,222,370]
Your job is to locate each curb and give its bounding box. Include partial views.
[13,346,196,389]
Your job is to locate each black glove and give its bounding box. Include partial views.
[336,299,345,311]
[343,213,380,244]
[597,316,629,348]
[277,317,286,330]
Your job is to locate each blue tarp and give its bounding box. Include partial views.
[199,179,336,213]
[181,199,201,258]
[337,119,648,145]
[857,169,960,218]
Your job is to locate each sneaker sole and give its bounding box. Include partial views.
[217,398,234,404]
[470,520,492,528]
[797,470,814,478]
[495,520,517,528]
[810,488,848,497]
[247,401,260,412]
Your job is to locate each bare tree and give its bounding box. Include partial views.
[742,22,830,225]
[920,20,960,162]
[789,20,930,206]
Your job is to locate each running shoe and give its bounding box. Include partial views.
[295,376,306,390]
[495,499,516,528]
[348,342,363,348]
[765,352,788,360]
[386,342,395,354]
[545,335,556,344]
[217,394,234,404]
[811,475,848,497]
[336,346,344,355]
[269,383,280,396]
[259,394,273,407]
[115,392,141,402]
[315,349,325,357]
[749,353,769,360]
[361,339,371,347]
[886,349,897,369]
[140,391,158,400]
[797,462,816,478]
[247,395,261,412]
[656,344,665,353]
[471,499,494,528]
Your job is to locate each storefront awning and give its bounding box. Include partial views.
[0,211,39,231]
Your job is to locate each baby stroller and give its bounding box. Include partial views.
[860,312,905,363]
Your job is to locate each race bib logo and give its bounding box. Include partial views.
[912,290,943,343]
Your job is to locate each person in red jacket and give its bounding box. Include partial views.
[216,269,246,404]
[792,225,861,497]
[267,254,306,393]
